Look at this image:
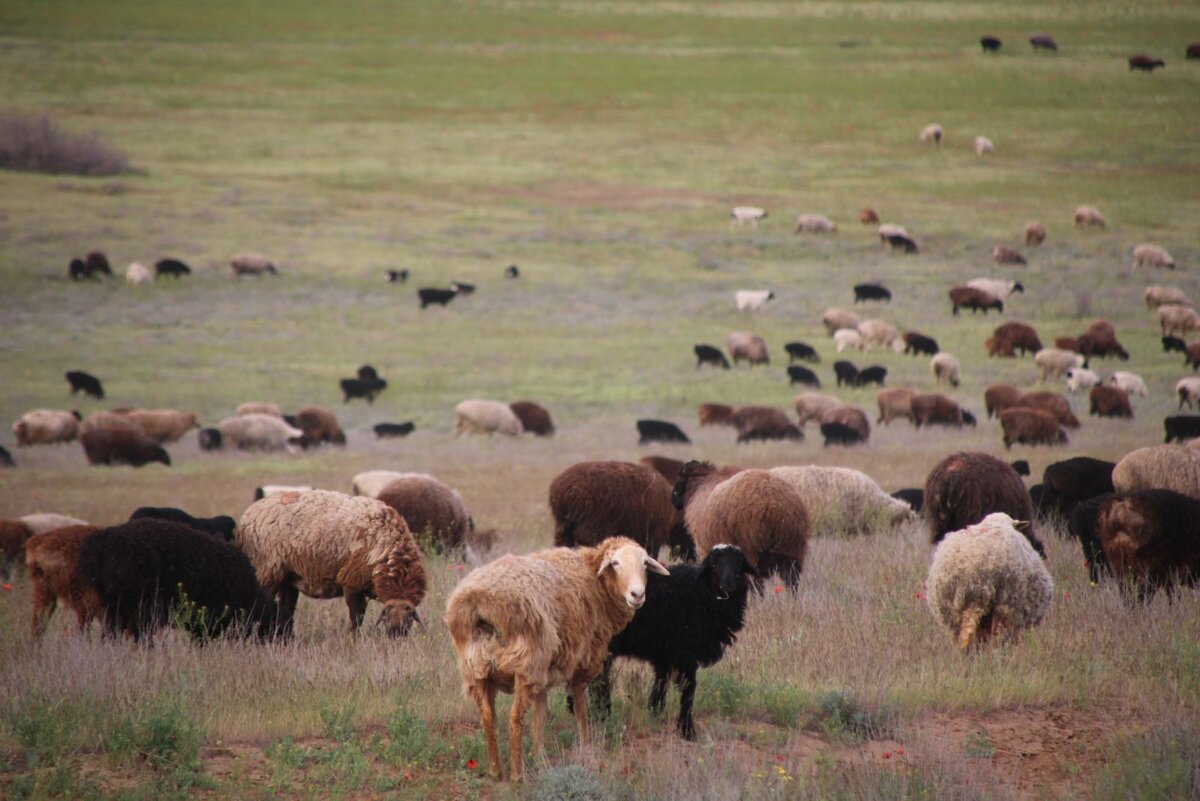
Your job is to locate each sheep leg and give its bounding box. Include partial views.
[570,681,591,745]
[469,681,502,780]
[530,689,549,763]
[649,665,670,715]
[676,667,698,741]
[344,591,368,632]
[29,583,55,639]
[509,682,532,782]
[275,584,299,639]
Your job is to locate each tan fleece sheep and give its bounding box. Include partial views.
[455,399,524,436]
[24,524,101,638]
[1131,243,1175,270]
[216,413,306,452]
[1024,221,1046,246]
[445,537,668,781]
[794,214,837,234]
[768,466,915,535]
[876,387,918,425]
[857,318,900,351]
[1035,348,1085,382]
[821,307,861,336]
[236,402,284,418]
[1157,304,1200,337]
[116,409,200,443]
[12,410,81,446]
[1143,285,1190,310]
[236,490,427,637]
[726,332,770,366]
[794,392,843,427]
[931,353,961,387]
[1073,206,1106,229]
[352,470,423,499]
[1177,378,1200,410]
[1112,445,1200,500]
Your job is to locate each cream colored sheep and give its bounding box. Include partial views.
[1112,445,1200,499]
[455,399,524,436]
[966,278,1024,300]
[1108,371,1147,397]
[1065,367,1099,394]
[919,123,944,145]
[834,328,865,353]
[730,206,767,227]
[1024,221,1046,246]
[215,414,305,452]
[735,289,774,312]
[795,392,843,427]
[857,318,899,351]
[768,466,915,535]
[125,262,153,284]
[1158,304,1200,336]
[236,402,284,418]
[974,136,994,155]
[1132,243,1175,270]
[1035,348,1085,382]
[877,223,907,241]
[794,214,837,234]
[821,307,861,336]
[12,410,81,447]
[1178,377,1200,410]
[931,353,961,387]
[1143,285,1191,309]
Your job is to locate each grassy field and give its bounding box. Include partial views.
[2,1,1200,798]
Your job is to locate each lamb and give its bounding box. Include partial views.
[24,524,102,638]
[1164,416,1200,444]
[671,461,809,587]
[455,399,524,436]
[1031,34,1058,51]
[1128,55,1166,72]
[236,402,283,418]
[206,414,306,453]
[12,409,82,446]
[509,401,554,437]
[230,252,279,277]
[116,409,200,443]
[980,36,1002,52]
[694,344,730,369]
[296,405,346,446]
[991,246,1026,267]
[377,474,472,554]
[1065,367,1099,394]
[374,422,415,438]
[931,353,961,387]
[1112,445,1200,500]
[967,278,1025,301]
[418,287,460,308]
[730,206,767,227]
[784,341,819,363]
[857,318,900,351]
[795,392,843,427]
[0,445,12,468]
[1035,348,1085,381]
[1024,221,1046,247]
[820,307,861,336]
[1144,285,1190,309]
[154,258,191,278]
[834,328,865,353]
[821,405,870,442]
[1073,205,1105,229]
[549,461,681,557]
[733,406,804,443]
[1036,457,1115,518]
[787,365,821,387]
[924,452,1044,556]
[1158,304,1200,337]
[735,289,775,312]
[1108,372,1147,397]
[919,123,944,145]
[446,537,667,781]
[986,336,1017,358]
[253,484,314,501]
[859,208,880,225]
[726,332,770,366]
[1178,378,1200,410]
[999,408,1069,450]
[637,419,691,445]
[926,513,1053,651]
[876,387,918,425]
[911,394,976,428]
[903,331,939,356]
[81,426,170,467]
[65,370,104,399]
[974,136,994,156]
[1089,386,1134,419]
[1132,243,1175,270]
[238,490,427,637]
[853,283,892,304]
[597,545,755,739]
[698,403,735,426]
[128,507,236,541]
[949,286,1003,316]
[994,322,1042,356]
[794,214,837,234]
[768,466,915,535]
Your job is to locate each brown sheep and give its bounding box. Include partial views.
[1083,490,1200,597]
[295,405,346,446]
[924,452,1044,556]
[949,286,1003,316]
[698,403,735,426]
[1014,391,1081,428]
[821,405,870,442]
[859,208,880,225]
[1076,327,1130,362]
[376,475,471,554]
[993,322,1043,356]
[640,455,686,484]
[81,427,170,467]
[984,383,1022,418]
[1089,386,1134,419]
[794,392,843,427]
[731,406,803,443]
[24,525,101,638]
[985,336,1016,358]
[1,519,34,577]
[876,387,917,425]
[999,408,1069,449]
[910,394,975,428]
[1186,342,1200,370]
[509,401,555,437]
[1054,336,1077,351]
[116,409,200,443]
[991,245,1027,266]
[726,332,770,366]
[1024,221,1046,246]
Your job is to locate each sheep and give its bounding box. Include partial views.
[856,365,887,387]
[455,399,524,436]
[834,328,865,353]
[726,332,770,366]
[1112,445,1200,500]
[821,405,870,442]
[820,307,861,336]
[885,233,919,254]
[352,469,420,498]
[208,413,306,452]
[1075,321,1129,362]
[84,251,112,276]
[877,223,907,241]
[1065,368,1099,394]
[549,461,681,557]
[68,257,92,280]
[24,524,102,638]
[980,36,1002,52]
[637,419,691,445]
[876,387,918,425]
[787,365,821,387]
[794,214,837,234]
[340,376,387,403]
[1158,304,1200,337]
[1144,285,1191,309]
[671,461,809,588]
[509,401,554,437]
[795,392,843,427]
[1089,386,1134,419]
[833,360,860,386]
[640,455,686,485]
[730,206,767,227]
[911,394,976,428]
[967,278,1025,301]
[296,405,346,446]
[974,136,994,156]
[116,409,200,443]
[1187,342,1200,370]
[253,484,313,501]
[984,383,1021,418]
[238,490,427,637]
[853,283,891,303]
[991,246,1026,267]
[902,331,939,356]
[926,513,1053,652]
[418,287,460,308]
[784,341,819,363]
[1,519,33,577]
[1132,243,1175,270]
[1030,34,1058,51]
[386,268,410,283]
[154,258,190,278]
[596,544,756,739]
[768,466,915,535]
[1010,460,1031,477]
[230,252,279,277]
[377,474,472,554]
[446,537,668,781]
[735,289,775,312]
[65,370,104,399]
[924,451,1044,555]
[1035,348,1085,381]
[1178,378,1200,410]
[1073,205,1105,229]
[919,123,944,145]
[857,318,899,351]
[999,408,1068,450]
[1013,390,1081,428]
[859,208,880,225]
[1128,55,1166,72]
[1165,416,1200,444]
[931,353,961,387]
[12,409,82,446]
[81,427,170,467]
[698,403,735,426]
[1024,221,1046,247]
[1036,457,1115,518]
[20,513,89,535]
[124,261,153,285]
[820,422,864,446]
[236,402,283,418]
[1108,372,1147,397]
[732,406,804,443]
[892,488,924,512]
[374,422,415,438]
[949,286,1003,316]
[129,507,236,541]
[986,336,1017,358]
[994,322,1042,356]
[504,264,519,278]
[1190,43,1200,60]
[0,445,12,468]
[693,344,730,369]
[1054,335,1079,352]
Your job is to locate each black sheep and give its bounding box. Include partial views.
[885,233,918,254]
[0,444,13,468]
[903,332,939,357]
[1030,34,1058,51]
[1009,459,1031,477]
[504,264,520,279]
[65,370,104,400]
[154,258,191,278]
[833,360,860,387]
[855,365,887,387]
[1162,336,1186,354]
[198,428,222,451]
[357,364,379,381]
[787,365,820,387]
[1036,457,1115,519]
[385,269,409,283]
[417,287,459,308]
[128,507,237,542]
[693,344,730,369]
[853,283,892,303]
[1165,415,1200,444]
[891,488,924,513]
[374,421,416,438]
[340,376,387,403]
[783,341,819,363]
[637,419,690,445]
[1128,55,1165,72]
[80,519,279,642]
[68,258,93,280]
[821,421,865,447]
[980,35,1002,52]
[596,545,757,739]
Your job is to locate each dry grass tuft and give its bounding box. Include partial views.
[0,112,132,177]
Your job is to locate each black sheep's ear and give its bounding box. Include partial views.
[742,554,760,577]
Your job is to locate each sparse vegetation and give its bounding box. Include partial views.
[0,112,131,177]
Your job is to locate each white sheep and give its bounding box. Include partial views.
[877,223,908,242]
[1073,206,1106,229]
[125,262,153,284]
[1178,377,1200,410]
[767,466,916,535]
[926,512,1052,652]
[974,136,994,156]
[730,206,767,228]
[12,410,82,447]
[236,402,284,418]
[919,123,944,145]
[20,513,89,535]
[794,392,843,427]
[1108,371,1147,397]
[1035,348,1085,382]
[1112,445,1200,499]
[735,289,775,312]
[230,252,279,277]
[834,328,865,353]
[1158,305,1200,336]
[857,319,899,351]
[352,470,428,499]
[1065,367,1100,394]
[445,537,668,781]
[215,413,306,452]
[966,278,1024,300]
[1132,243,1175,270]
[455,399,524,436]
[931,353,961,387]
[794,214,837,234]
[821,307,861,335]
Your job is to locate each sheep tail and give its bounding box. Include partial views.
[447,587,558,689]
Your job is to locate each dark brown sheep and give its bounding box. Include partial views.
[1128,54,1165,72]
[924,451,1044,556]
[1014,391,1081,428]
[80,427,170,467]
[640,455,686,485]
[949,286,1003,316]
[509,401,555,437]
[1054,336,1078,351]
[376,475,471,554]
[1187,342,1200,370]
[295,405,346,446]
[698,403,735,426]
[984,383,1022,418]
[24,524,101,638]
[1076,322,1129,362]
[999,408,1068,450]
[821,405,870,442]
[910,394,976,428]
[1086,490,1200,596]
[731,406,803,443]
[1089,386,1134,419]
[985,336,1016,358]
[1,519,34,577]
[993,322,1042,356]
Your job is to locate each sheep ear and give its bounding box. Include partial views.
[644,557,670,576]
[1012,519,1031,532]
[597,558,615,577]
[742,556,760,577]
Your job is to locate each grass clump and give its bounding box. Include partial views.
[1091,722,1200,801]
[527,764,614,801]
[3,698,76,769]
[0,112,132,177]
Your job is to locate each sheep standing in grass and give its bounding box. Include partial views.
[1024,222,1046,246]
[1074,206,1106,229]
[296,405,346,446]
[1066,368,1099,394]
[81,426,170,467]
[1144,285,1190,310]
[926,513,1053,652]
[509,401,554,437]
[237,490,427,637]
[1178,378,1200,410]
[876,387,918,425]
[1132,244,1175,270]
[548,461,682,557]
[205,413,306,452]
[236,402,284,418]
[1109,371,1147,397]
[230,252,279,277]
[445,536,668,781]
[1158,305,1200,337]
[1035,348,1085,381]
[834,328,864,353]
[821,307,861,335]
[919,123,944,145]
[967,278,1024,301]
[795,392,843,428]
[768,466,916,535]
[925,452,1043,555]
[794,214,837,234]
[1000,408,1069,450]
[730,207,767,228]
[735,290,775,312]
[117,409,200,443]
[931,353,961,387]
[857,318,899,351]
[974,136,994,156]
[455,399,524,436]
[1112,445,1200,500]
[12,410,82,447]
[377,474,471,554]
[911,394,976,428]
[24,524,101,638]
[726,332,770,365]
[125,262,153,284]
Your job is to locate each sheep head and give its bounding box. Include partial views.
[379,599,420,637]
[593,538,668,610]
[701,544,757,600]
[672,461,715,510]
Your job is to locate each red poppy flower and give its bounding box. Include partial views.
[1,583,11,591]
[466,759,478,769]
[882,751,892,759]
[773,585,784,593]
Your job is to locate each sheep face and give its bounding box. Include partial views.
[671,460,712,510]
[702,544,758,600]
[379,599,419,637]
[598,542,669,609]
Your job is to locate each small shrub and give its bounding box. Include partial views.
[106,705,202,773]
[527,764,611,801]
[319,704,358,744]
[0,112,132,177]
[809,690,882,744]
[4,700,74,769]
[1092,722,1200,800]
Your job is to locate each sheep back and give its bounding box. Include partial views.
[376,475,470,553]
[455,399,524,436]
[768,466,914,535]
[549,461,677,555]
[1112,445,1200,499]
[509,401,554,437]
[924,452,1041,555]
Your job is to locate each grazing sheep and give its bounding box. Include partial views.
[81,427,170,467]
[924,452,1044,555]
[1158,304,1200,337]
[735,289,775,312]
[1128,55,1166,72]
[253,484,313,501]
[640,455,686,485]
[549,461,680,557]
[1065,368,1100,394]
[919,123,944,145]
[295,405,346,446]
[455,399,524,436]
[911,394,976,428]
[795,392,844,428]
[154,258,190,278]
[1014,390,1081,428]
[853,283,891,303]
[1089,386,1134,419]
[726,332,770,366]
[597,545,755,740]
[1075,320,1130,362]
[84,251,112,276]
[1178,378,1200,410]
[1024,222,1046,247]
[974,136,995,156]
[1035,348,1085,381]
[784,341,819,363]
[1186,342,1200,370]
[82,519,279,642]
[931,353,961,387]
[877,223,907,241]
[859,208,880,225]
[1145,286,1191,310]
[820,422,864,446]
[1132,243,1175,270]
[1190,43,1200,60]
[238,490,427,637]
[0,445,12,468]
[980,36,1002,52]
[834,328,865,353]
[116,409,199,443]
[637,419,691,445]
[1054,336,1079,352]
[1075,490,1200,596]
[124,262,153,284]
[1112,445,1200,499]
[821,405,870,442]
[1000,408,1068,450]
[833,360,860,387]
[24,524,101,638]
[926,513,1053,652]
[967,278,1025,301]
[820,307,861,336]
[418,287,460,308]
[1037,457,1115,518]
[857,319,899,351]
[68,258,92,280]
[1165,416,1200,444]
[787,365,821,387]
[377,474,471,554]
[504,264,519,279]
[672,461,809,587]
[236,402,283,418]
[509,401,554,437]
[12,409,82,446]
[351,470,422,498]
[876,387,918,425]
[65,370,104,399]
[1073,205,1105,229]
[730,206,767,227]
[1,519,33,577]
[1108,372,1147,397]
[733,406,803,443]
[794,214,837,234]
[991,245,1026,267]
[79,411,140,435]
[986,336,1017,358]
[856,365,887,387]
[385,269,410,283]
[885,233,919,254]
[1030,34,1058,51]
[949,286,1004,316]
[128,507,236,541]
[984,383,1022,418]
[340,376,387,403]
[694,344,731,369]
[374,422,415,438]
[209,413,306,453]
[698,403,735,426]
[446,537,668,781]
[230,252,279,277]
[903,331,939,357]
[768,466,915,535]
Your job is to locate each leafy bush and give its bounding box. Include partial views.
[0,112,131,177]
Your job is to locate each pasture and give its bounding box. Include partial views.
[2,0,1199,798]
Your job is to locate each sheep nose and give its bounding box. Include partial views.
[628,588,644,606]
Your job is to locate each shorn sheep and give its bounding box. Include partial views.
[926,513,1053,651]
[237,490,428,637]
[455,399,524,436]
[24,524,101,638]
[768,466,915,535]
[1131,243,1175,270]
[726,332,770,366]
[924,451,1044,556]
[12,409,81,446]
[1112,445,1200,500]
[445,537,668,781]
[548,461,682,558]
